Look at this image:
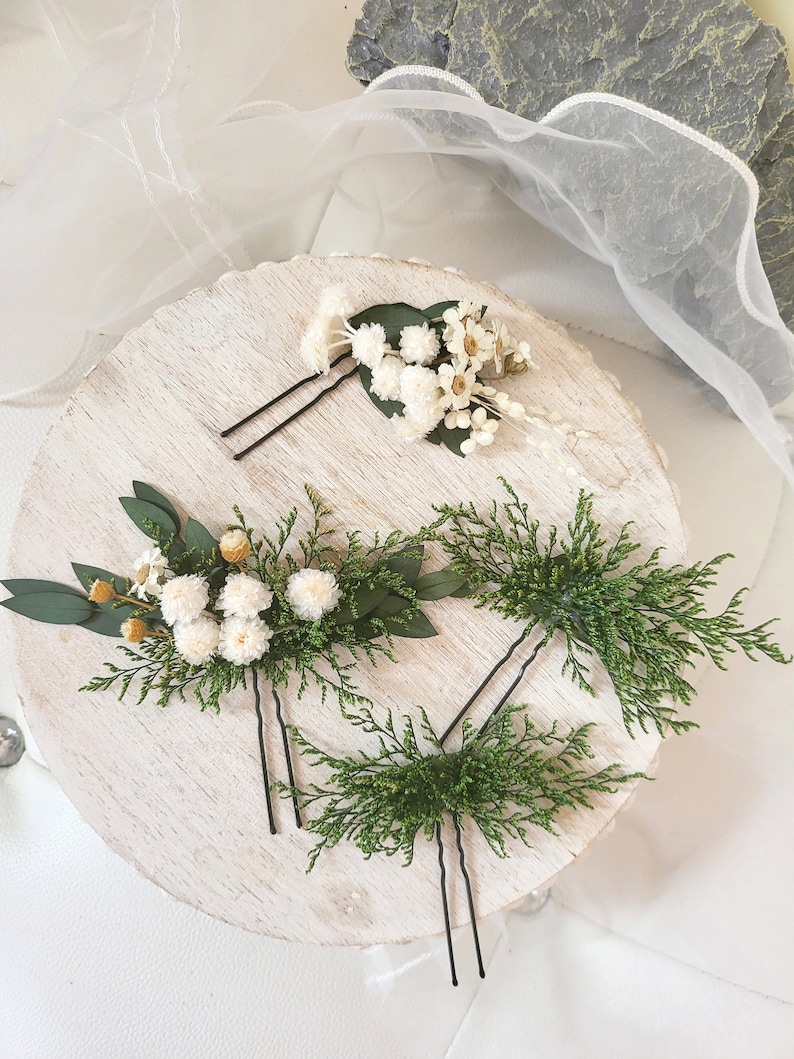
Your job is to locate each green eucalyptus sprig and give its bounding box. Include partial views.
[279,701,638,871]
[428,480,790,736]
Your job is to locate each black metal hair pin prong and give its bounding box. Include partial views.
[479,640,543,734]
[452,813,485,979]
[233,363,360,460]
[272,684,302,829]
[252,669,277,835]
[439,630,528,746]
[220,351,353,438]
[436,822,458,987]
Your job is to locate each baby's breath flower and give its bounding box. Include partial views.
[370,355,403,401]
[219,529,250,564]
[398,323,440,365]
[218,616,272,665]
[300,321,332,375]
[392,403,444,441]
[120,617,148,643]
[88,580,116,604]
[350,322,389,369]
[161,574,209,626]
[217,572,273,618]
[174,616,220,665]
[399,364,442,414]
[317,286,355,320]
[130,546,169,600]
[286,568,342,621]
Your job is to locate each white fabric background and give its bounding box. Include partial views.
[2,3,793,1057]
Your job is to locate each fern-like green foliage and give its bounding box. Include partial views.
[429,480,790,736]
[280,702,637,871]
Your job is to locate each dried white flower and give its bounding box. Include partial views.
[370,355,404,401]
[437,360,478,410]
[317,286,355,320]
[286,568,342,621]
[218,529,250,564]
[300,321,332,375]
[174,616,220,665]
[391,411,440,441]
[399,364,441,414]
[218,616,273,665]
[461,407,499,454]
[161,574,210,626]
[444,409,471,430]
[216,573,273,619]
[350,322,388,369]
[130,546,169,600]
[441,300,483,330]
[445,317,495,369]
[398,323,440,365]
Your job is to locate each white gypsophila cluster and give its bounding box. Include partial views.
[218,615,273,665]
[398,322,440,365]
[174,615,220,665]
[161,574,210,625]
[216,572,273,618]
[349,322,388,369]
[130,546,169,599]
[286,567,342,621]
[300,286,357,375]
[370,354,403,401]
[397,364,445,438]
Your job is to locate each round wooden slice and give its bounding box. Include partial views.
[6,255,683,945]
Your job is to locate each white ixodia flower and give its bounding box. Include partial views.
[286,568,342,621]
[370,354,404,401]
[216,572,273,619]
[445,316,495,370]
[437,359,478,410]
[349,321,388,369]
[130,546,169,600]
[218,616,273,665]
[398,323,440,365]
[160,574,210,626]
[441,300,483,330]
[174,616,220,665]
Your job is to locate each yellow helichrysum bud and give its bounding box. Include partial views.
[120,618,148,643]
[219,529,250,564]
[88,580,116,603]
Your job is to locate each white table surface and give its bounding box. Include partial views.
[2,3,793,1057]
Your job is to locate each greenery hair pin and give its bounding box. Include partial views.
[221,288,587,475]
[429,479,790,736]
[0,481,465,833]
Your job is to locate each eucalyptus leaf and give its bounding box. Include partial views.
[384,546,424,587]
[1,578,84,597]
[369,595,413,619]
[185,518,219,564]
[414,565,470,600]
[433,420,468,458]
[79,606,137,638]
[71,564,127,594]
[349,302,429,347]
[383,611,438,638]
[120,497,178,545]
[330,584,390,625]
[132,482,182,534]
[0,591,95,624]
[421,299,460,320]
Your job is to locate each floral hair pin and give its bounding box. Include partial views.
[0,481,466,833]
[221,288,588,474]
[428,479,791,737]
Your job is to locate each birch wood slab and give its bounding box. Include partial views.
[5,255,684,946]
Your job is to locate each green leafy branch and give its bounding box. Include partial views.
[279,702,638,871]
[428,480,790,736]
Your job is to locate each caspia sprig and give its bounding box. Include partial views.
[428,480,790,736]
[279,701,637,871]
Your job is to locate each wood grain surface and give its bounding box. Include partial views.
[5,255,684,945]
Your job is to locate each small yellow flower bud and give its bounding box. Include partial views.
[88,580,116,603]
[219,529,250,564]
[120,618,148,643]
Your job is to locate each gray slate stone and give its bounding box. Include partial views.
[348,0,794,348]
